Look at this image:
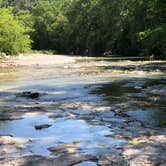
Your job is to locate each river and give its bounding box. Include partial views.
[0,56,165,165]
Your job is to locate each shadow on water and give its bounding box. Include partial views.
[91,56,149,62]
[90,77,166,127]
[95,61,166,73]
[90,80,141,99]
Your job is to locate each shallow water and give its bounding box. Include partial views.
[90,77,166,126]
[74,161,97,166]
[0,114,125,156]
[0,56,165,158]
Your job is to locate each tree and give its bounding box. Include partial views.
[31,0,72,53]
[0,0,165,58]
[0,8,31,55]
[138,0,166,59]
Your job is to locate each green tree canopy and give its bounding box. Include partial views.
[0,8,31,55]
[0,0,165,58]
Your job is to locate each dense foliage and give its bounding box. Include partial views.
[0,0,165,58]
[0,8,31,55]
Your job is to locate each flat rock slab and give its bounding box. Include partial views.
[122,135,166,166]
[0,136,30,158]
[0,154,96,166]
[48,143,81,155]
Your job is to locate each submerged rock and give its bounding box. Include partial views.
[18,91,41,99]
[34,124,52,130]
[48,143,81,155]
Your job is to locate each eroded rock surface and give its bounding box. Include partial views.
[0,155,97,166]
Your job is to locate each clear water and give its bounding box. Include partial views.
[0,57,165,157]
[74,161,97,166]
[0,114,125,156]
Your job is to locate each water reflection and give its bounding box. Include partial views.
[0,115,125,156]
[91,78,166,127]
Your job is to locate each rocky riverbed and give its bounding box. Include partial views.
[0,54,166,165]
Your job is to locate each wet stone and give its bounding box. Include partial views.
[48,143,81,155]
[18,91,45,99]
[34,124,52,130]
[0,155,97,166]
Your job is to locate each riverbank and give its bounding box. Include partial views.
[0,54,77,67]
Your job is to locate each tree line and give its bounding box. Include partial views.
[0,0,165,59]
